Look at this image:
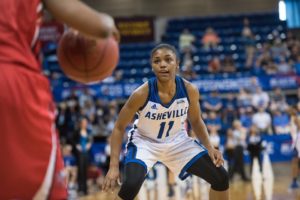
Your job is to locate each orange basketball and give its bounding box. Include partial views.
[57,30,119,84]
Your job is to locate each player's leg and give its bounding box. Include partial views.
[118,162,147,200]
[186,154,229,200]
[117,139,156,200]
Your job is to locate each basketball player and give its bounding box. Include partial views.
[0,0,119,199]
[103,44,229,200]
[289,107,300,189]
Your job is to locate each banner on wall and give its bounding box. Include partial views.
[39,21,64,47]
[53,74,299,101]
[115,17,155,43]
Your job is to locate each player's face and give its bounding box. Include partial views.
[151,48,179,82]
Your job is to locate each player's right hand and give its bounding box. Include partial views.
[102,166,120,192]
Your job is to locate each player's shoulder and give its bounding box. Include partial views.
[181,78,199,97]
[128,81,149,106]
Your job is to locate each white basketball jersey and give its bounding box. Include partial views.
[129,76,190,142]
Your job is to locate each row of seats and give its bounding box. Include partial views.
[42,12,287,85]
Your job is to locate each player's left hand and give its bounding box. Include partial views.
[208,148,224,167]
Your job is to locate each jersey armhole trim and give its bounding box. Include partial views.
[138,81,151,111]
[180,78,190,103]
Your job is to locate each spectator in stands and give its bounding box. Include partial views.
[222,55,236,73]
[56,102,68,142]
[181,51,197,80]
[202,27,220,50]
[254,44,272,75]
[222,93,237,130]
[241,18,253,39]
[203,90,223,112]
[224,129,235,180]
[103,69,124,83]
[252,106,272,134]
[74,117,93,195]
[272,109,290,134]
[264,60,278,75]
[270,87,288,112]
[208,56,221,73]
[62,144,77,190]
[104,100,119,136]
[294,55,300,74]
[270,38,288,60]
[237,88,252,108]
[251,86,270,110]
[230,120,249,182]
[246,125,263,174]
[276,57,293,74]
[206,111,222,133]
[79,88,94,108]
[65,101,80,143]
[241,18,256,69]
[209,127,221,149]
[179,28,196,53]
[239,107,253,130]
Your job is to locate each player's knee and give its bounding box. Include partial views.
[211,166,229,191]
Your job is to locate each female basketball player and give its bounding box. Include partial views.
[103,44,229,200]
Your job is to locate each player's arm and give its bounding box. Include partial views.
[102,83,148,191]
[185,81,223,167]
[43,0,119,40]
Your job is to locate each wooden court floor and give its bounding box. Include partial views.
[80,162,300,200]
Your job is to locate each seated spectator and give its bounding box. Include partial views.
[205,111,222,133]
[222,93,237,129]
[202,27,220,50]
[237,88,252,108]
[179,28,196,53]
[208,56,221,73]
[270,87,288,112]
[271,38,288,60]
[251,87,270,109]
[276,57,293,74]
[181,51,197,80]
[272,110,290,134]
[203,90,223,112]
[264,60,278,75]
[222,55,236,73]
[252,106,272,134]
[239,107,253,129]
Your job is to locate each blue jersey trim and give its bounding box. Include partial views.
[139,82,151,111]
[178,150,208,180]
[124,142,147,171]
[178,77,190,103]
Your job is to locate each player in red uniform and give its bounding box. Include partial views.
[0,0,119,199]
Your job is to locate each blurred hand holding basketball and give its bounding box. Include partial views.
[57,29,119,84]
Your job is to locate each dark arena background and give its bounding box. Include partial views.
[38,0,300,199]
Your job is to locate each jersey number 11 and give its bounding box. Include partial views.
[157,121,174,139]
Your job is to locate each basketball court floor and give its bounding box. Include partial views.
[81,161,300,200]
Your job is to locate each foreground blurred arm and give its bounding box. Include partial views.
[43,0,119,40]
